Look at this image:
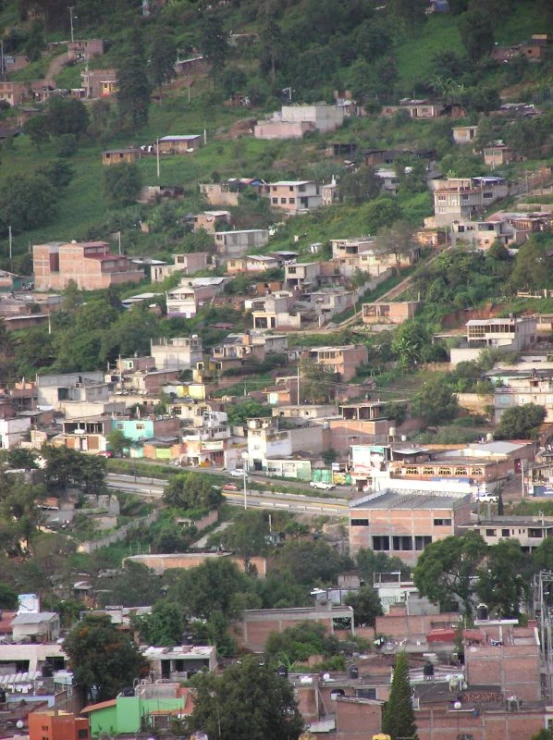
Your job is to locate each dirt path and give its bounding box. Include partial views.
[45,51,69,86]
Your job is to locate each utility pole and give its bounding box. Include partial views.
[69,7,75,44]
[156,138,160,179]
[8,225,12,268]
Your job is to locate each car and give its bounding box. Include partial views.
[98,451,113,458]
[474,493,498,503]
[223,483,238,492]
[229,469,247,478]
[310,481,335,491]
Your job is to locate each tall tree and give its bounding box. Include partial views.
[217,510,270,572]
[116,26,152,128]
[64,614,149,702]
[344,586,383,627]
[413,532,487,617]
[163,472,223,511]
[103,162,142,207]
[374,220,417,273]
[382,652,418,740]
[477,539,530,618]
[149,26,177,101]
[187,657,303,740]
[458,8,494,61]
[338,166,381,205]
[199,12,228,75]
[497,403,546,440]
[0,174,58,234]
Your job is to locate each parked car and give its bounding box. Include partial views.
[223,483,238,491]
[229,469,247,478]
[474,492,498,503]
[310,481,335,491]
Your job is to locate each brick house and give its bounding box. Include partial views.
[362,301,419,327]
[68,38,104,61]
[33,241,144,291]
[0,81,29,106]
[305,345,369,382]
[81,68,117,98]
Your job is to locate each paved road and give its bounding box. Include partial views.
[106,473,349,515]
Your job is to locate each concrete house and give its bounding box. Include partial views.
[483,142,515,168]
[284,261,321,289]
[432,176,509,226]
[262,181,322,214]
[226,254,279,274]
[214,229,270,259]
[11,612,60,643]
[450,316,538,365]
[250,293,301,330]
[0,81,29,106]
[362,301,419,328]
[254,103,344,139]
[452,125,478,144]
[33,241,144,290]
[150,336,203,370]
[166,277,227,318]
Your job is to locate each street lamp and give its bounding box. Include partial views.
[242,452,249,510]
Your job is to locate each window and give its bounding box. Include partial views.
[433,518,452,527]
[280,197,287,204]
[288,266,296,274]
[272,197,278,204]
[423,467,434,476]
[501,529,510,537]
[78,731,89,739]
[356,688,376,699]
[136,423,145,430]
[392,536,413,551]
[438,467,452,476]
[289,198,295,204]
[455,467,467,476]
[117,423,123,430]
[529,528,543,538]
[351,518,369,527]
[405,466,418,475]
[485,529,496,537]
[372,536,390,551]
[415,536,432,550]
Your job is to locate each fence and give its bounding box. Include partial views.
[77,511,159,553]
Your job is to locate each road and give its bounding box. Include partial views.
[106,473,349,515]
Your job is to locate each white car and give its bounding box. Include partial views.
[310,481,335,491]
[474,493,498,503]
[229,469,247,478]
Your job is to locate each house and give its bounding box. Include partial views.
[452,125,478,144]
[249,293,300,331]
[375,168,401,195]
[381,98,449,119]
[284,261,321,289]
[254,103,344,139]
[0,81,29,106]
[148,252,210,282]
[81,68,117,98]
[199,178,265,207]
[192,210,232,233]
[126,369,181,396]
[0,416,32,449]
[305,345,369,382]
[297,288,355,325]
[494,374,553,423]
[362,301,419,328]
[60,416,113,453]
[101,148,141,166]
[214,229,270,259]
[326,402,397,453]
[11,612,60,643]
[330,237,420,277]
[166,277,227,318]
[431,176,509,227]
[150,336,203,370]
[36,371,107,407]
[143,646,217,680]
[450,316,538,365]
[483,142,515,168]
[210,331,278,370]
[82,682,193,737]
[348,491,472,563]
[226,254,280,274]
[68,38,104,61]
[33,241,144,291]
[461,515,553,552]
[29,711,89,740]
[137,185,185,204]
[174,54,208,77]
[450,218,522,249]
[237,604,354,652]
[261,181,322,214]
[246,417,327,471]
[157,135,201,154]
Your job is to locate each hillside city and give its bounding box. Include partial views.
[3,0,553,739]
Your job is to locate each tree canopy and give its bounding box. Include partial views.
[497,403,546,440]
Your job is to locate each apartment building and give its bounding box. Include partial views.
[349,491,472,563]
[432,176,509,226]
[33,241,144,291]
[261,181,322,214]
[150,336,203,370]
[306,345,368,382]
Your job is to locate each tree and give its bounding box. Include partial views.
[103,162,142,207]
[391,321,430,370]
[411,377,458,426]
[116,26,152,128]
[344,586,383,627]
[382,652,418,740]
[497,403,546,440]
[187,656,303,740]
[356,548,411,583]
[299,359,334,403]
[106,429,131,457]
[149,26,177,100]
[23,115,49,150]
[8,448,37,469]
[458,8,494,61]
[413,532,487,617]
[0,174,58,234]
[477,539,530,618]
[509,237,553,293]
[64,614,149,702]
[95,561,163,608]
[375,220,417,273]
[163,472,223,511]
[38,160,75,190]
[199,12,228,75]
[44,98,89,139]
[274,540,350,586]
[265,621,339,664]
[338,166,381,205]
[133,600,185,646]
[217,510,270,572]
